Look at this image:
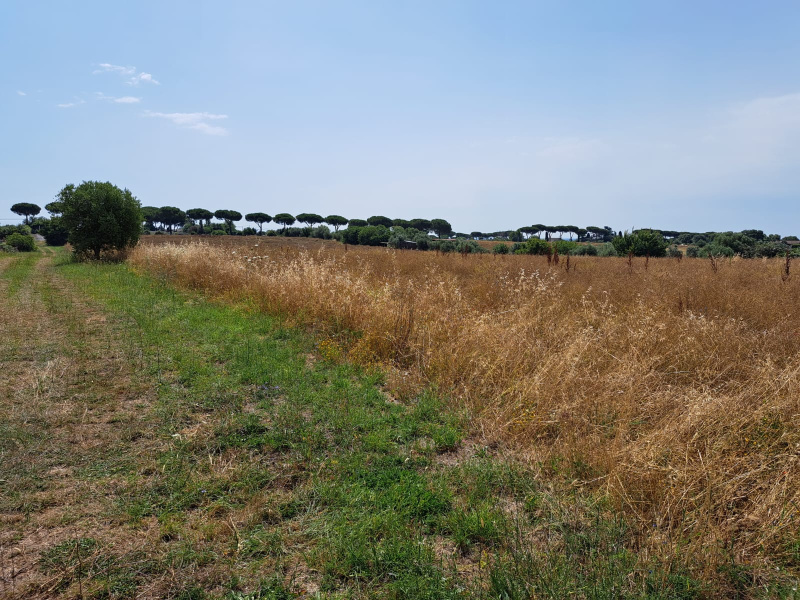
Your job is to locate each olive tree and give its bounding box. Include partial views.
[59,181,142,259]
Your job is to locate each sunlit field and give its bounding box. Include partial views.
[134,235,800,575]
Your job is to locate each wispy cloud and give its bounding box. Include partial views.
[144,111,229,135]
[57,99,86,108]
[95,92,142,104]
[188,122,229,136]
[94,63,136,76]
[16,90,26,96]
[95,63,160,86]
[130,72,159,86]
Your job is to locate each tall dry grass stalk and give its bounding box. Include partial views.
[132,237,800,571]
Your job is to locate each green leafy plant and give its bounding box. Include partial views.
[4,232,36,251]
[59,181,142,259]
[612,229,668,257]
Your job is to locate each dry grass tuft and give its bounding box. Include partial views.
[132,236,800,571]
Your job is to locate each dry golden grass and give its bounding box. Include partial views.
[133,236,800,572]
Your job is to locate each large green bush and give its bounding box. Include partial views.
[341,226,362,244]
[387,226,431,250]
[5,232,36,251]
[358,225,390,246]
[60,181,142,259]
[698,243,734,258]
[515,237,551,255]
[40,217,69,246]
[612,230,668,257]
[312,225,332,239]
[552,240,578,255]
[0,224,32,238]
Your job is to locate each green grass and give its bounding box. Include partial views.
[9,251,790,597]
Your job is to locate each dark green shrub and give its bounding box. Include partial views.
[754,241,788,258]
[341,226,362,244]
[515,237,551,255]
[685,246,700,258]
[435,240,456,253]
[6,232,36,251]
[553,240,578,255]
[612,229,668,257]
[454,239,485,253]
[312,225,332,239]
[492,243,510,254]
[666,245,683,258]
[357,225,390,246]
[211,230,225,236]
[40,218,69,246]
[698,243,734,257]
[0,224,31,238]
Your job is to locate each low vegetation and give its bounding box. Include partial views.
[132,235,800,592]
[1,247,729,598]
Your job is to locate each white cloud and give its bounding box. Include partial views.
[131,72,159,85]
[144,110,229,135]
[94,63,136,76]
[95,92,142,104]
[95,63,160,85]
[188,122,229,136]
[57,99,86,108]
[16,90,26,96]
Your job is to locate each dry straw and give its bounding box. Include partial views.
[132,237,800,571]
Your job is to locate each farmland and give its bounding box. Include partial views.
[1,238,798,598]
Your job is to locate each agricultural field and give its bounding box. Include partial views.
[1,238,798,598]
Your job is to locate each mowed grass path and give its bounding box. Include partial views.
[2,249,786,599]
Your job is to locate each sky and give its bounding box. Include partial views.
[2,0,800,235]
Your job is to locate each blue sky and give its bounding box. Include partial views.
[3,1,800,235]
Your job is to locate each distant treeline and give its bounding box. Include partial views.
[4,201,799,258]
